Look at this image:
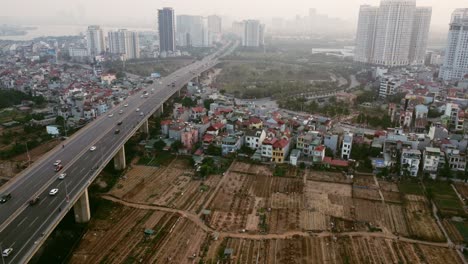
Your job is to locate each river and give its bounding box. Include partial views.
[0,25,155,41]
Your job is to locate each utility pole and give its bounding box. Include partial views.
[25,142,31,167]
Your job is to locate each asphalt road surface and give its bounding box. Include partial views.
[0,41,237,263]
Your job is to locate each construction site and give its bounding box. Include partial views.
[69,160,465,263]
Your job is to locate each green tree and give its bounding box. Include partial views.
[181,97,196,107]
[153,140,166,151]
[203,99,214,110]
[171,140,183,152]
[441,156,452,179]
[116,71,126,79]
[55,116,65,125]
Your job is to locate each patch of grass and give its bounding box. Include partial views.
[453,221,468,242]
[138,152,174,166]
[426,182,465,216]
[398,181,424,195]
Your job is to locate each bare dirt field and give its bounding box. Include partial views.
[404,195,445,242]
[304,170,351,184]
[204,236,462,264]
[109,158,221,213]
[454,183,468,201]
[70,205,207,264]
[69,161,462,263]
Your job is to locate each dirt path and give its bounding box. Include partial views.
[101,195,455,249]
[196,161,235,217]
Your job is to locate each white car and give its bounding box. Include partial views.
[58,173,66,180]
[139,112,144,116]
[90,146,96,151]
[136,108,140,112]
[49,188,59,196]
[2,247,13,257]
[108,113,114,117]
[53,160,61,166]
[124,104,128,107]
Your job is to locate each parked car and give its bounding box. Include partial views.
[29,197,40,205]
[0,193,12,203]
[2,247,13,257]
[49,188,59,196]
[117,121,123,126]
[58,173,66,180]
[108,113,114,118]
[136,108,140,112]
[124,104,129,107]
[114,129,120,134]
[119,110,123,114]
[53,160,61,166]
[90,146,97,151]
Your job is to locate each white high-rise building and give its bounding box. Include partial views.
[108,29,140,59]
[354,5,378,63]
[176,15,210,47]
[207,15,222,44]
[439,9,468,81]
[86,25,105,57]
[354,0,431,66]
[409,7,432,65]
[242,20,265,47]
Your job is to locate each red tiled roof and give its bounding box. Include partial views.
[262,137,278,145]
[203,134,214,142]
[314,145,325,152]
[273,138,289,149]
[192,106,206,113]
[323,157,349,167]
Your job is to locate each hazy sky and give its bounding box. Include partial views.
[1,0,466,28]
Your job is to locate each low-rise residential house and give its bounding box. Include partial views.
[173,104,190,122]
[423,147,441,179]
[244,129,266,149]
[160,120,172,136]
[272,138,290,164]
[296,131,321,157]
[401,149,421,177]
[206,122,225,136]
[261,137,277,161]
[248,117,263,129]
[324,134,339,156]
[221,135,243,155]
[445,148,466,172]
[101,73,116,85]
[169,123,185,141]
[312,145,326,163]
[341,132,353,160]
[290,149,301,166]
[181,126,198,151]
[190,106,207,121]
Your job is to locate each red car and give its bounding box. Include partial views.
[55,164,63,172]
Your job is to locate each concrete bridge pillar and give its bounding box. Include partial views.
[153,105,164,118]
[140,119,149,135]
[74,188,91,223]
[114,145,126,170]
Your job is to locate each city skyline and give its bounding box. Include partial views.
[0,0,466,31]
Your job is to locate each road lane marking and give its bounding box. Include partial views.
[17,217,28,227]
[28,217,38,228]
